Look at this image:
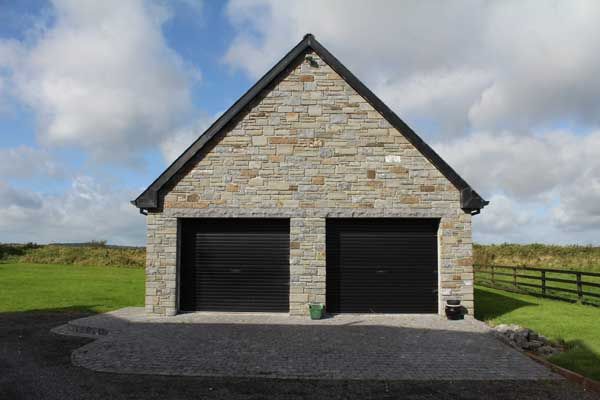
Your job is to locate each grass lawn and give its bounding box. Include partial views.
[475,285,600,381]
[0,263,144,313]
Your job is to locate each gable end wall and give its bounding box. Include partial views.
[145,52,473,316]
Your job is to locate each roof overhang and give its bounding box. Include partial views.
[460,188,490,215]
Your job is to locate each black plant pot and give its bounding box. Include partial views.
[445,300,464,320]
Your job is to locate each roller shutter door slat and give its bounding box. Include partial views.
[180,218,290,312]
[326,218,439,314]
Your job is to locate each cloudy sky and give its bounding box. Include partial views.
[0,0,599,245]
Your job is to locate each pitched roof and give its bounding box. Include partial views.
[132,34,488,214]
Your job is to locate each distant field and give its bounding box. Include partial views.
[0,243,145,268]
[474,243,600,272]
[3,242,600,272]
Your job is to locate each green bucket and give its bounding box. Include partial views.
[309,303,324,320]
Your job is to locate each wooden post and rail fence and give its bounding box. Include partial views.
[474,265,600,306]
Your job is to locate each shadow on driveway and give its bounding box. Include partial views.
[1,309,598,400]
[60,310,554,380]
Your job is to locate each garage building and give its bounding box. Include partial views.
[132,34,488,316]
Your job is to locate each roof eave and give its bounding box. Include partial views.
[460,188,489,214]
[132,190,158,210]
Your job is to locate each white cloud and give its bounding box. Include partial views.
[434,130,600,201]
[0,76,6,112]
[473,194,535,242]
[434,129,600,240]
[224,1,485,79]
[375,68,493,135]
[0,177,145,245]
[473,194,600,245]
[223,0,600,135]
[469,1,600,130]
[0,146,67,180]
[473,193,600,245]
[0,181,42,209]
[552,172,600,231]
[0,0,200,164]
[433,131,600,199]
[0,1,212,246]
[160,115,214,163]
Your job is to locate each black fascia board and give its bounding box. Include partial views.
[132,34,488,213]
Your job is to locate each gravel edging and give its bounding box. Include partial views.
[526,353,600,393]
[51,323,110,339]
[491,324,564,357]
[485,322,600,394]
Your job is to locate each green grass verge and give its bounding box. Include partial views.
[475,285,600,381]
[0,263,144,313]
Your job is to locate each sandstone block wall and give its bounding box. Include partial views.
[145,51,474,316]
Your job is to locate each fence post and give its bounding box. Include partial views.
[513,267,517,287]
[541,270,546,295]
[491,265,495,285]
[576,272,583,302]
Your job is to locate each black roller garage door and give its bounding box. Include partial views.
[180,219,289,312]
[326,218,439,313]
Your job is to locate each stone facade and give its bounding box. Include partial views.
[289,218,326,314]
[145,51,473,317]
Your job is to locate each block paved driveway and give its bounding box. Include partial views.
[6,310,599,400]
[55,307,558,380]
